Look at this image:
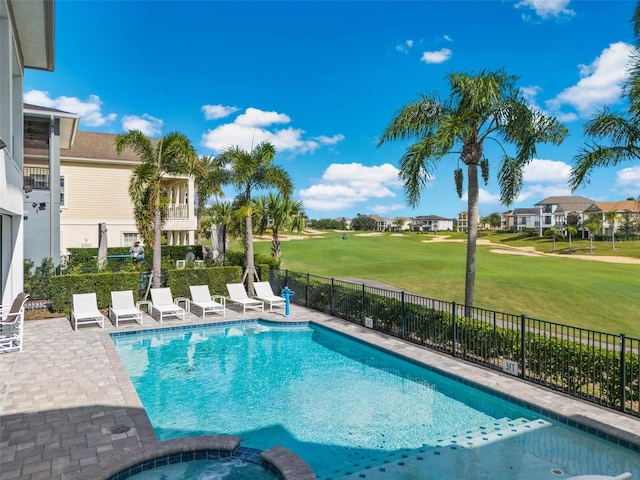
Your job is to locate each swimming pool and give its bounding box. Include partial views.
[111,320,640,480]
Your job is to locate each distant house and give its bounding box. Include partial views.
[457,211,469,232]
[413,215,454,232]
[500,210,515,232]
[595,200,640,235]
[369,214,393,231]
[534,196,601,237]
[513,208,536,232]
[23,129,197,259]
[334,217,352,230]
[389,217,412,231]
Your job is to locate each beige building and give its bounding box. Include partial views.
[24,129,196,256]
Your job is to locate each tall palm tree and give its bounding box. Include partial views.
[193,154,228,245]
[378,69,567,307]
[255,192,305,262]
[115,130,197,289]
[570,3,640,190]
[605,210,620,250]
[218,142,293,294]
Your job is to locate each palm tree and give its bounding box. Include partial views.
[193,155,228,245]
[115,130,197,289]
[584,214,603,254]
[255,192,305,262]
[605,210,620,250]
[570,3,640,190]
[378,69,567,307]
[218,142,293,294]
[203,200,244,264]
[544,225,564,252]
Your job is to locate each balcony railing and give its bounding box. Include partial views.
[24,166,50,190]
[166,203,188,220]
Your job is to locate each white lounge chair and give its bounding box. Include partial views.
[71,293,105,331]
[108,290,143,327]
[226,283,264,314]
[149,287,185,323]
[253,282,286,312]
[0,292,30,353]
[189,285,225,318]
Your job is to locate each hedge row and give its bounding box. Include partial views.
[49,265,269,314]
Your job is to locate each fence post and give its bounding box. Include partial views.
[452,301,457,358]
[361,284,366,325]
[330,278,335,316]
[305,273,310,308]
[620,333,626,412]
[401,291,406,340]
[520,314,526,379]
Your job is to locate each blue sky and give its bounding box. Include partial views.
[25,0,639,221]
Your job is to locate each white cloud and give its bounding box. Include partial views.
[235,107,290,127]
[421,48,452,64]
[517,183,571,203]
[371,203,406,215]
[24,90,117,127]
[615,166,640,194]
[202,104,239,120]
[121,114,163,137]
[546,42,633,119]
[299,163,402,211]
[462,188,501,204]
[201,107,343,155]
[523,158,571,183]
[515,0,575,19]
[396,39,414,53]
[444,35,453,42]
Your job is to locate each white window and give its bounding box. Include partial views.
[123,233,138,247]
[59,175,65,207]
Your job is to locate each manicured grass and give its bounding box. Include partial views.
[252,231,640,337]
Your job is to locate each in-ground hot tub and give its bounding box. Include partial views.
[77,436,315,480]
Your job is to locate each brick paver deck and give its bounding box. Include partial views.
[2,304,639,479]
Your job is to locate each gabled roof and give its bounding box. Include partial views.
[513,208,535,215]
[596,200,640,213]
[414,215,454,221]
[62,131,159,163]
[535,196,598,212]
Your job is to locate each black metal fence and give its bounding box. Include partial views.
[272,269,640,417]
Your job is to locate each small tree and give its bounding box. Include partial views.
[544,225,564,252]
[351,214,378,231]
[584,214,603,254]
[255,193,305,262]
[605,210,620,250]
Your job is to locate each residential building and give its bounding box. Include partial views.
[389,217,412,231]
[500,210,515,232]
[457,211,468,232]
[595,200,640,235]
[413,215,454,232]
[23,128,197,263]
[534,196,601,237]
[1,0,55,305]
[513,208,536,232]
[369,214,393,231]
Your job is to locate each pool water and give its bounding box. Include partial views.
[126,457,276,479]
[112,322,640,480]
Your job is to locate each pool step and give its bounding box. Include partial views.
[319,417,552,480]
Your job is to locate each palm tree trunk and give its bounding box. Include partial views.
[465,163,479,309]
[152,207,162,288]
[244,214,259,295]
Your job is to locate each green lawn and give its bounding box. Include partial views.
[251,231,640,337]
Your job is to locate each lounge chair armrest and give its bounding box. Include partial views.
[212,295,226,305]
